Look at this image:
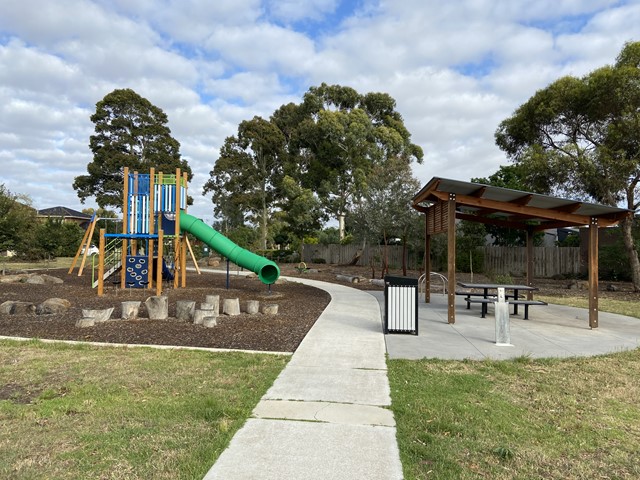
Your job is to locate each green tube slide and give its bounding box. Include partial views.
[179,211,280,285]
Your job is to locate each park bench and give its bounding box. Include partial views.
[465,297,548,320]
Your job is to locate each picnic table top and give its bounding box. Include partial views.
[457,282,538,291]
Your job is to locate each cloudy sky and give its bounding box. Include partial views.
[1,0,639,223]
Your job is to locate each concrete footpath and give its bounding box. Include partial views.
[203,277,403,480]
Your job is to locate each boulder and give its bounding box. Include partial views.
[0,301,36,315]
[0,274,28,284]
[36,298,71,315]
[25,274,63,285]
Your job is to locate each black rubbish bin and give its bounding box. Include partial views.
[384,275,418,335]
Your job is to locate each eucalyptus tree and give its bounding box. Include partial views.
[74,88,191,210]
[291,83,423,239]
[495,41,640,290]
[203,116,285,249]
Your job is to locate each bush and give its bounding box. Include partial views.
[311,257,326,264]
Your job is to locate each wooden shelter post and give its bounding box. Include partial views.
[424,214,431,303]
[589,217,599,328]
[447,194,456,324]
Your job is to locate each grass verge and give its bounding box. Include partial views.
[1,256,76,271]
[537,295,640,319]
[0,339,288,479]
[389,349,640,479]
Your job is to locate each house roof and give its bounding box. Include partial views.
[37,206,92,219]
[412,177,632,231]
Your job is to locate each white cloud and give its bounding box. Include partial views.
[0,0,638,221]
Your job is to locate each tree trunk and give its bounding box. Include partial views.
[401,239,407,276]
[338,213,346,240]
[621,216,640,292]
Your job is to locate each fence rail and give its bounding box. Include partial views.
[302,244,581,278]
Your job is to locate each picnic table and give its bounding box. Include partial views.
[456,282,545,319]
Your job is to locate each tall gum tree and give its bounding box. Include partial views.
[294,83,423,239]
[203,116,285,249]
[495,41,640,290]
[74,88,192,210]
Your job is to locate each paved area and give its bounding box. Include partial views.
[203,277,403,480]
[373,291,640,360]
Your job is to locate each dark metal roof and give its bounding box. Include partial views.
[37,206,91,219]
[413,177,632,229]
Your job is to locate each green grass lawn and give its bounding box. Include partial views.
[1,256,76,272]
[390,294,640,479]
[0,340,288,479]
[389,350,640,479]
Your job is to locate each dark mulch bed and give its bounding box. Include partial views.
[4,261,635,354]
[0,268,334,353]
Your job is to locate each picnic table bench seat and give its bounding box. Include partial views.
[464,297,547,320]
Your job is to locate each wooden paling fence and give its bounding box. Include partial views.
[303,244,581,278]
[482,246,581,277]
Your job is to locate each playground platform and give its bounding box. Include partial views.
[202,273,639,479]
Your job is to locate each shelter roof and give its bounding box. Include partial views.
[37,206,91,219]
[412,177,632,230]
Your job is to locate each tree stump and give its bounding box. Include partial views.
[202,317,218,328]
[75,318,95,328]
[82,307,114,322]
[262,304,279,315]
[245,300,260,315]
[145,296,168,320]
[193,309,210,325]
[121,301,141,320]
[176,300,196,321]
[223,298,241,316]
[205,295,220,313]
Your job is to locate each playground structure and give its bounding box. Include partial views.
[69,167,280,296]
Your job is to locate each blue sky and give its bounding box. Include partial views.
[0,0,639,222]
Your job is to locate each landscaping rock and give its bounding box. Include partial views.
[25,274,63,285]
[36,298,71,315]
[0,274,28,284]
[145,296,168,320]
[0,301,36,315]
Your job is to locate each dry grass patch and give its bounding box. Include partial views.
[0,339,287,479]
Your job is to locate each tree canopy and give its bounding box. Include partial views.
[204,83,423,248]
[495,41,640,289]
[74,88,192,210]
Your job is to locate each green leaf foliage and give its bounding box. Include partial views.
[494,41,640,288]
[73,88,192,209]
